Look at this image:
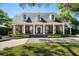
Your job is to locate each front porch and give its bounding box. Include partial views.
[12,23,66,35]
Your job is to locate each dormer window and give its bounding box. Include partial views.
[23,14,26,19]
[52,15,54,19]
[26,17,32,23]
[49,14,54,21]
[40,17,47,23]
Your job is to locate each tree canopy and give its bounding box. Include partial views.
[0,9,12,28]
[57,3,79,14]
[19,3,49,9]
[57,3,79,29]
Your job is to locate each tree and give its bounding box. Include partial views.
[57,3,79,29]
[0,9,12,28]
[19,3,49,9]
[57,3,79,15]
[59,12,73,21]
[59,10,79,28]
[57,3,79,12]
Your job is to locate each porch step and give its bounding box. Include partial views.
[29,34,47,38]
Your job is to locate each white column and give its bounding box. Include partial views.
[43,24,45,34]
[63,23,65,35]
[13,25,15,34]
[23,24,25,34]
[53,24,55,34]
[33,24,35,34]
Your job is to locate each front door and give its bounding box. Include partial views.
[37,27,41,34]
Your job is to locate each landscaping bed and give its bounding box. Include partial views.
[0,42,79,56]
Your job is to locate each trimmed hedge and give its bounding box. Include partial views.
[9,34,29,39]
[14,34,29,38]
[47,34,68,38]
[29,34,47,38]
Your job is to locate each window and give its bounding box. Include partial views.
[49,14,54,21]
[52,15,54,19]
[23,14,26,19]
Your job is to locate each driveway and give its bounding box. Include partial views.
[27,37,79,43]
[0,37,79,50]
[26,38,50,43]
[0,38,28,50]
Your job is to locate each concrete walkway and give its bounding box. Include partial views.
[0,38,28,50]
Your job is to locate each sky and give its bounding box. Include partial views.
[0,3,79,20]
[0,3,60,18]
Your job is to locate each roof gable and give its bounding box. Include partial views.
[26,17,32,23]
[24,17,32,23]
[40,17,47,23]
[14,12,58,23]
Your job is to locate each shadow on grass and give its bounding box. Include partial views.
[22,45,53,56]
[58,42,78,56]
[23,43,71,56]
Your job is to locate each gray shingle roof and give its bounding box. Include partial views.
[13,12,62,24]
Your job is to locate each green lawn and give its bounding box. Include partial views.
[0,42,79,56]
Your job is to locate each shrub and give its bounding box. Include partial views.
[47,34,65,38]
[29,34,47,38]
[72,28,79,35]
[3,47,11,50]
[0,27,12,36]
[8,34,29,39]
[8,34,13,37]
[0,35,2,39]
[16,34,29,38]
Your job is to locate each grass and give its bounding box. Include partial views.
[0,42,79,56]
